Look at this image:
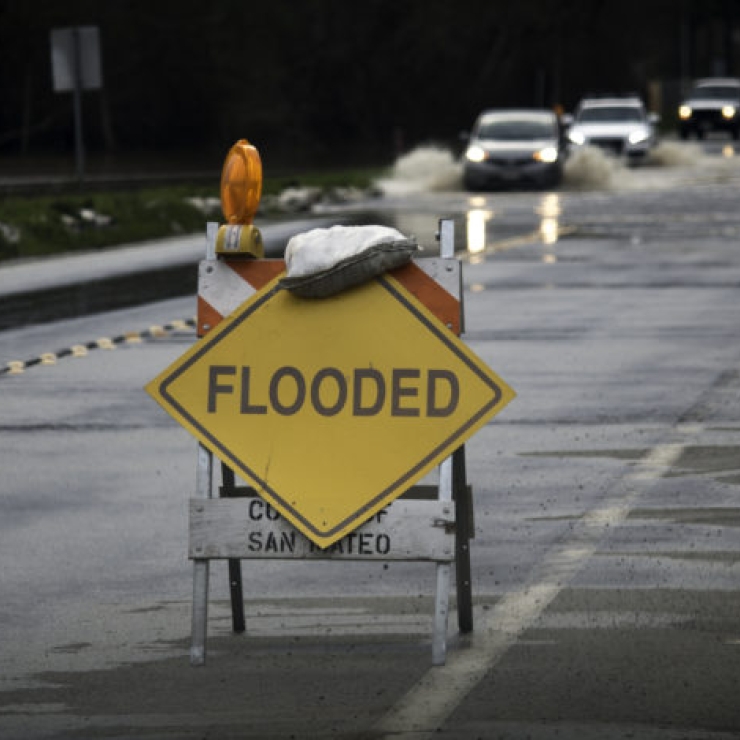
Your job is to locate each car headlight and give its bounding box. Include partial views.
[722,105,737,119]
[568,130,586,145]
[534,146,559,163]
[678,105,692,120]
[465,145,487,163]
[628,129,649,144]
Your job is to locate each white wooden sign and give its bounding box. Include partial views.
[190,498,455,562]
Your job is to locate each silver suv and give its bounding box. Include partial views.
[678,78,740,140]
[566,96,659,161]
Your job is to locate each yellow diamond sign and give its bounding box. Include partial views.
[146,273,515,548]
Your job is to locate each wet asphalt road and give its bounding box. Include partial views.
[1,142,740,738]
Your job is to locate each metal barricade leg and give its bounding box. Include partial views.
[432,222,457,666]
[432,455,454,665]
[454,445,473,633]
[191,443,213,666]
[228,560,246,633]
[191,560,210,666]
[221,464,246,633]
[432,562,451,665]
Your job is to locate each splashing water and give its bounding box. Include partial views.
[564,141,714,191]
[375,140,738,196]
[563,146,621,189]
[375,146,463,195]
[376,144,622,194]
[648,141,704,167]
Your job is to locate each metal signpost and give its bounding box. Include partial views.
[50,26,103,183]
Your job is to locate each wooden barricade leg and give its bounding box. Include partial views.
[191,443,213,666]
[453,445,473,633]
[220,464,246,634]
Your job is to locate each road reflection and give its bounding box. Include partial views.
[537,193,561,264]
[465,196,493,264]
[465,192,563,277]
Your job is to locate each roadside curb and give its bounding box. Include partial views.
[0,259,198,333]
[0,215,351,333]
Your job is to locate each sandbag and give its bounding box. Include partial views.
[280,225,418,298]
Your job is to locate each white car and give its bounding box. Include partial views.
[566,96,659,161]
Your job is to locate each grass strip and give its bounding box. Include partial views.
[0,168,384,262]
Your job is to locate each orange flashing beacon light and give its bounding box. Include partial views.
[217,139,264,258]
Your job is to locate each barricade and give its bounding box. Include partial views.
[193,219,469,666]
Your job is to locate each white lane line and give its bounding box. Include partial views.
[373,439,688,739]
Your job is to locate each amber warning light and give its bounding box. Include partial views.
[217,139,264,258]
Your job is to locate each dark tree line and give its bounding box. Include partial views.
[0,0,738,168]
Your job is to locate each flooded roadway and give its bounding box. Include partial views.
[1,139,740,738]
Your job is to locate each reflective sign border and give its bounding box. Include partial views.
[152,274,510,542]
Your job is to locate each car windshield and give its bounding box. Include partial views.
[476,118,554,141]
[691,85,740,100]
[577,106,644,123]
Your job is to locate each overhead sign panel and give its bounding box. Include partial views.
[147,273,514,548]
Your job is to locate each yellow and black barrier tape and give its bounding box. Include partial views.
[1,318,196,376]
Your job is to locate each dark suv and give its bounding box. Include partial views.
[678,78,740,140]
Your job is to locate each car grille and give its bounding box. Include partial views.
[590,137,624,154]
[690,110,724,123]
[488,157,532,167]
